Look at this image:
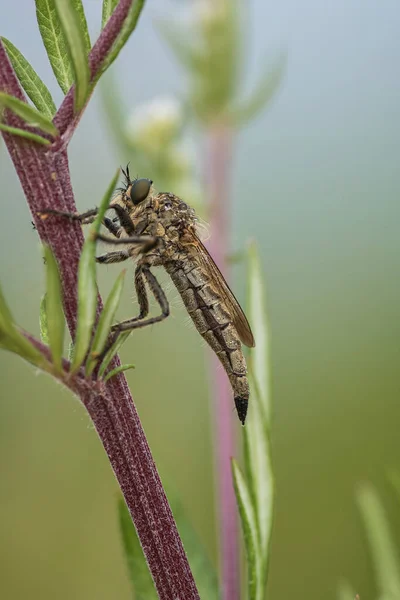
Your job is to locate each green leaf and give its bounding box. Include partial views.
[0,92,58,136]
[86,269,126,376]
[103,363,135,382]
[101,0,119,29]
[244,242,274,568]
[99,0,146,76]
[0,123,50,145]
[98,330,131,378]
[232,459,261,600]
[228,54,286,126]
[356,483,400,599]
[0,282,48,369]
[53,0,90,111]
[35,0,74,94]
[39,294,49,344]
[70,170,119,373]
[1,37,57,118]
[71,0,91,55]
[118,497,158,600]
[43,246,65,372]
[68,340,74,362]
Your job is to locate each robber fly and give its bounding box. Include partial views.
[40,167,255,424]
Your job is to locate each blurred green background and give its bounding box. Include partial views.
[1,1,400,599]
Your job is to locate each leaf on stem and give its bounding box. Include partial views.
[0,123,50,145]
[86,269,126,376]
[233,241,274,600]
[1,37,57,118]
[101,0,119,29]
[98,330,130,378]
[103,363,135,382]
[70,169,119,373]
[53,0,90,111]
[43,245,65,372]
[0,92,58,136]
[231,459,260,600]
[35,0,74,94]
[39,294,49,344]
[356,483,400,599]
[0,282,48,368]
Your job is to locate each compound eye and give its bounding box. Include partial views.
[130,178,152,205]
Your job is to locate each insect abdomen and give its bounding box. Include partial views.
[165,261,250,424]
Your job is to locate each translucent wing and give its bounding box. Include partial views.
[187,231,255,348]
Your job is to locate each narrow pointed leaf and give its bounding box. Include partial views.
[248,242,272,423]
[1,37,57,118]
[232,459,260,600]
[0,92,58,136]
[99,0,146,76]
[70,170,119,373]
[228,55,286,126]
[103,363,135,382]
[0,123,50,145]
[35,0,74,94]
[43,245,65,372]
[68,340,74,362]
[86,269,126,376]
[0,281,15,336]
[39,294,49,344]
[71,0,91,55]
[0,282,48,368]
[356,483,400,598]
[245,241,274,574]
[102,0,119,29]
[53,0,90,111]
[98,330,130,377]
[118,497,158,600]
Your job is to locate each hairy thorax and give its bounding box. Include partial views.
[115,191,199,265]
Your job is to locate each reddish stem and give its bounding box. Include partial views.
[0,15,200,599]
[205,125,240,600]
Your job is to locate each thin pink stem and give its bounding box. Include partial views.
[205,125,240,600]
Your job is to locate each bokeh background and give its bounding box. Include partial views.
[1,1,400,599]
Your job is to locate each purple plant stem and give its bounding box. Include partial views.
[0,30,200,600]
[205,125,240,600]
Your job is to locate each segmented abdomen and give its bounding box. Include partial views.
[165,259,250,416]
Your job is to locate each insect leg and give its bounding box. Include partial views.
[37,207,98,224]
[111,266,169,333]
[96,251,130,264]
[94,263,154,362]
[95,232,158,253]
[37,205,134,235]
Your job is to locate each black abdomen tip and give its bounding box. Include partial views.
[234,397,248,425]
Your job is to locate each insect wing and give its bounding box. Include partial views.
[189,233,255,348]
